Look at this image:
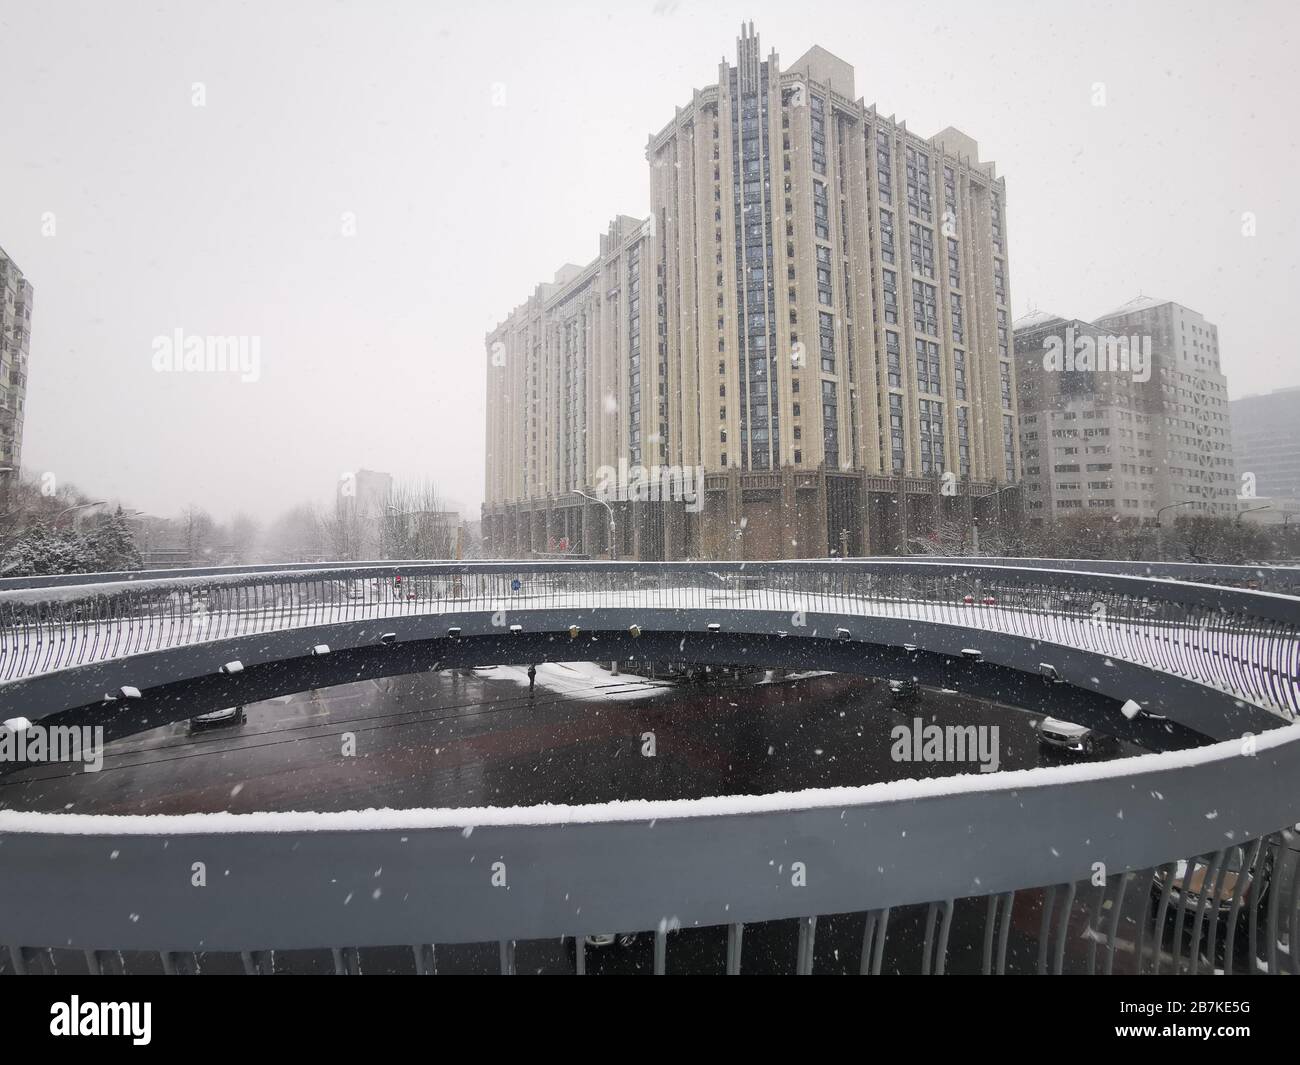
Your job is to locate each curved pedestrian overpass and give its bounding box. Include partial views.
[1,559,1298,974]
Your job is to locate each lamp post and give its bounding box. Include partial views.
[53,500,107,525]
[573,489,617,561]
[0,467,14,526]
[1155,500,1194,560]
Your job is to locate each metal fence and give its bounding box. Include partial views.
[1,560,1299,974]
[2,560,1297,716]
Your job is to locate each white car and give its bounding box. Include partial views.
[1038,716,1110,755]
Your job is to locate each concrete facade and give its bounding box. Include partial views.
[0,244,32,475]
[1231,386,1300,504]
[1014,297,1237,525]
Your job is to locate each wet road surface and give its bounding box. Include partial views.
[5,665,1211,975]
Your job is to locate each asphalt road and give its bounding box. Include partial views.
[0,664,1138,815]
[9,665,1261,975]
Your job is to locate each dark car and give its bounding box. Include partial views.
[1150,841,1278,967]
[189,705,246,732]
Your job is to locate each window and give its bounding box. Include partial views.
[957,405,970,477]
[875,128,892,199]
[915,338,940,394]
[882,270,898,325]
[905,146,932,221]
[818,311,835,373]
[822,380,839,465]
[911,279,938,336]
[813,181,829,241]
[879,208,896,265]
[889,393,904,473]
[908,221,935,279]
[810,94,827,176]
[918,398,945,473]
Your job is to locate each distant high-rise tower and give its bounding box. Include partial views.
[485,26,1017,559]
[1014,297,1237,524]
[0,245,33,474]
[1231,387,1300,503]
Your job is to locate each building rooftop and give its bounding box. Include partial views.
[1094,294,1172,320]
[1012,309,1065,331]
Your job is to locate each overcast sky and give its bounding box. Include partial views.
[1,0,1295,524]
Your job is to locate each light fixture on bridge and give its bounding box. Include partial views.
[220,661,244,675]
[380,632,398,644]
[311,645,331,656]
[568,625,580,639]
[447,627,462,638]
[629,624,642,638]
[903,643,918,653]
[836,627,851,641]
[509,624,523,634]
[111,686,142,701]
[961,648,983,662]
[1038,663,1063,683]
[1120,699,1142,720]
[707,623,721,633]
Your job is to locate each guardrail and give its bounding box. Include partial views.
[903,556,1300,593]
[2,560,1297,717]
[2,725,1299,974]
[1,559,1298,974]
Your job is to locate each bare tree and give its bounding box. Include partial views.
[381,479,458,559]
[318,498,367,562]
[1169,514,1272,564]
[227,512,262,563]
[906,518,977,556]
[181,505,216,564]
[263,503,327,563]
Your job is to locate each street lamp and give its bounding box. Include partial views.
[573,489,617,561]
[53,500,107,524]
[1155,500,1194,560]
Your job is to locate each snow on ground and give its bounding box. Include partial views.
[485,661,674,702]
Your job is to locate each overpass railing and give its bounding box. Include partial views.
[1,560,1297,718]
[2,560,1299,974]
[2,723,1299,975]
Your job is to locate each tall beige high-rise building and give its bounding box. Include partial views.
[1014,296,1237,525]
[485,26,1018,560]
[0,244,33,475]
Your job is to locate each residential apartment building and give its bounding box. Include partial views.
[1231,386,1300,505]
[485,216,652,557]
[0,245,33,474]
[485,26,1018,559]
[1014,296,1237,525]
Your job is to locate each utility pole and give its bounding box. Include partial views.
[1155,500,1194,560]
[573,489,616,561]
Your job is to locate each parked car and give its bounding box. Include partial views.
[189,705,246,732]
[564,932,642,968]
[1037,716,1114,756]
[1151,842,1278,966]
